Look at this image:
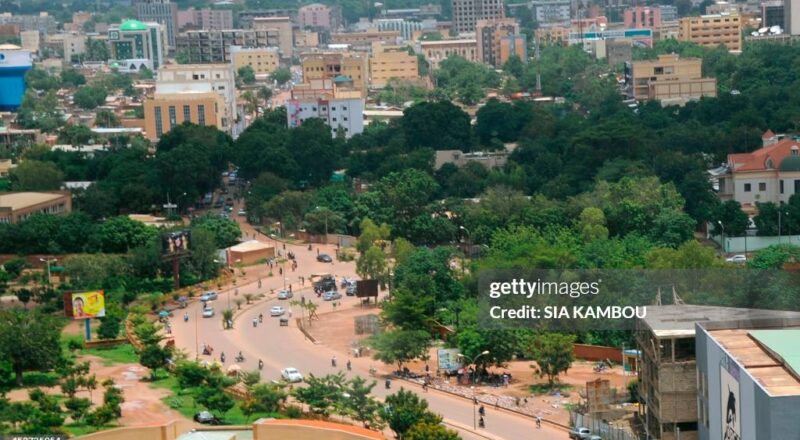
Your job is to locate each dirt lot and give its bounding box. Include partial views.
[306,304,637,426]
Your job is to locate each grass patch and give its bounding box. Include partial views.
[529,382,574,395]
[63,423,118,437]
[81,344,139,366]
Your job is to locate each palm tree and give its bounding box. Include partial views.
[257,86,273,112]
[242,90,259,117]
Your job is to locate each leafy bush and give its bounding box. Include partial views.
[22,371,61,387]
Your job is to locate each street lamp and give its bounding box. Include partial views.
[717,221,725,254]
[458,350,490,385]
[39,258,57,284]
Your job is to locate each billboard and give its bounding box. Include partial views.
[720,357,741,440]
[438,348,463,371]
[64,291,106,319]
[356,279,379,298]
[162,230,191,256]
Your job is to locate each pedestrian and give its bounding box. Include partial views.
[288,310,292,318]
[317,248,320,255]
[235,288,239,296]
[515,397,520,406]
[252,317,258,327]
[289,285,292,293]
[279,267,283,275]
[425,364,430,373]
[258,279,262,288]
[258,313,263,323]
[301,296,305,305]
[536,416,542,428]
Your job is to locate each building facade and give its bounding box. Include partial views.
[452,0,506,34]
[679,13,742,51]
[286,80,365,138]
[231,46,280,76]
[252,17,293,58]
[717,136,800,213]
[419,39,478,70]
[330,30,402,47]
[476,18,525,67]
[624,6,663,28]
[0,192,71,224]
[762,1,785,28]
[369,46,420,88]
[62,33,87,62]
[176,8,233,31]
[530,0,571,25]
[0,46,32,111]
[302,52,369,95]
[176,29,280,63]
[134,0,178,49]
[108,20,165,72]
[20,30,39,53]
[0,13,57,34]
[143,91,224,140]
[696,318,800,440]
[298,3,342,30]
[155,63,238,136]
[624,54,717,103]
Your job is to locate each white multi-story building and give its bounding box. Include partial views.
[286,79,364,138]
[531,0,571,24]
[156,64,242,137]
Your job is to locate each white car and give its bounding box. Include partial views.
[270,306,285,316]
[726,255,747,264]
[281,367,303,383]
[277,289,293,300]
[202,307,214,318]
[238,208,246,216]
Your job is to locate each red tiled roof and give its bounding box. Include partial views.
[729,138,800,172]
[762,129,776,140]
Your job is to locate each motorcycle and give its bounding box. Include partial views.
[258,359,264,370]
[385,379,391,389]
[235,352,245,363]
[220,352,226,363]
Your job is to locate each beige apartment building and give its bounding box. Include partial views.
[302,52,369,95]
[625,54,717,104]
[419,39,478,70]
[678,13,742,51]
[143,92,224,141]
[20,30,39,52]
[330,30,401,47]
[369,45,419,88]
[0,192,71,224]
[452,0,506,34]
[231,46,280,75]
[252,16,293,58]
[294,29,319,48]
[476,18,524,67]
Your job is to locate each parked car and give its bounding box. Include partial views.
[202,307,214,318]
[277,289,293,300]
[200,291,218,302]
[281,367,303,383]
[270,306,285,316]
[569,427,593,440]
[323,291,342,301]
[314,279,337,293]
[726,254,747,264]
[345,285,357,296]
[317,254,333,263]
[238,208,246,216]
[194,411,221,424]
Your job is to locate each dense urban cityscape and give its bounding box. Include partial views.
[0,0,799,439]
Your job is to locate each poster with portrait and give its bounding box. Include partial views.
[64,291,106,319]
[162,230,191,256]
[438,348,463,372]
[720,357,741,440]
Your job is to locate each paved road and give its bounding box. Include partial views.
[170,224,566,439]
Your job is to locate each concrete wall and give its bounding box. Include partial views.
[710,232,800,253]
[76,420,196,440]
[573,344,623,363]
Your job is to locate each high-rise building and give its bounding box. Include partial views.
[452,0,505,34]
[134,0,178,49]
[252,17,293,59]
[678,13,742,51]
[298,3,342,30]
[530,0,571,25]
[177,8,233,31]
[476,18,525,67]
[762,1,785,28]
[108,20,166,72]
[0,45,32,111]
[286,79,364,138]
[143,92,225,140]
[176,29,281,63]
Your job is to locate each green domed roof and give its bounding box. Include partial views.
[120,20,147,31]
[779,154,800,171]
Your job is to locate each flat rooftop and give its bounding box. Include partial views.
[709,328,800,396]
[641,305,800,337]
[229,240,274,252]
[0,192,65,211]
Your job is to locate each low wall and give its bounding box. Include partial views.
[76,420,196,440]
[709,232,800,253]
[84,338,128,349]
[573,344,622,363]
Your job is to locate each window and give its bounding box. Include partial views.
[168,106,177,129]
[197,104,206,126]
[759,182,767,191]
[744,183,751,192]
[154,106,163,137]
[343,106,348,110]
[183,105,190,121]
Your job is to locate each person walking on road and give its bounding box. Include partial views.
[536,416,542,428]
[252,317,258,327]
[331,356,337,367]
[258,313,263,323]
[346,359,352,371]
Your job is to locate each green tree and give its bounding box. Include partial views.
[97,303,124,339]
[196,386,235,417]
[242,383,287,419]
[74,85,108,109]
[344,376,382,428]
[292,372,347,417]
[192,214,242,248]
[0,309,63,385]
[380,388,441,440]
[304,207,346,234]
[94,109,120,127]
[270,68,291,86]
[58,124,94,147]
[406,422,461,440]
[64,397,92,423]
[238,66,256,84]
[401,101,471,150]
[10,160,64,190]
[61,69,86,87]
[712,200,749,236]
[98,216,158,253]
[357,218,391,253]
[526,332,576,385]
[357,244,388,284]
[369,329,431,371]
[577,207,609,241]
[138,343,172,380]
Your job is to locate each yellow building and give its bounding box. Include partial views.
[369,45,419,88]
[419,39,477,70]
[231,47,280,75]
[625,54,717,103]
[294,29,320,48]
[301,52,369,96]
[143,92,225,141]
[0,192,71,224]
[678,13,742,51]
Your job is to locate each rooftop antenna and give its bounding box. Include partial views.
[672,286,685,305]
[654,287,662,306]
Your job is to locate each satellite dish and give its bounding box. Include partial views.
[758,27,769,33]
[770,25,782,33]
[774,29,784,35]
[751,31,760,36]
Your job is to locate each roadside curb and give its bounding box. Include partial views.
[295,317,319,344]
[393,376,571,432]
[442,419,505,440]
